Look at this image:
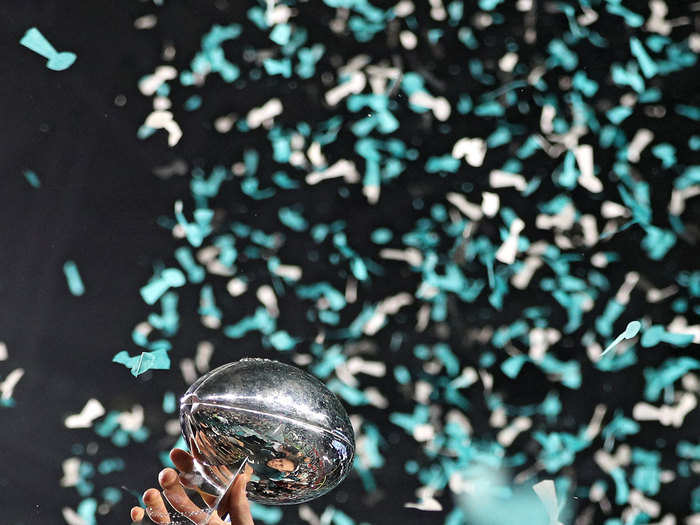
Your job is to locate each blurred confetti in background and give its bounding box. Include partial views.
[1,0,699,524]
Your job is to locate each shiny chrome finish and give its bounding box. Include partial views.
[180,358,355,505]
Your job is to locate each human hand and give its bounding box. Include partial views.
[130,448,254,525]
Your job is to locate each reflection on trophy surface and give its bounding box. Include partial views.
[135,358,355,523]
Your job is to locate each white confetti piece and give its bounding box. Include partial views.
[629,490,661,518]
[646,285,678,303]
[667,316,700,343]
[409,91,451,121]
[306,141,326,167]
[65,399,105,429]
[615,272,640,304]
[627,129,654,162]
[512,256,543,289]
[298,504,321,525]
[393,0,414,16]
[528,327,561,360]
[180,358,198,384]
[195,341,214,373]
[536,203,576,230]
[272,263,302,281]
[62,507,88,525]
[0,341,7,361]
[580,214,599,246]
[533,479,564,525]
[363,293,413,335]
[214,114,236,133]
[495,217,525,264]
[134,14,157,29]
[144,110,183,146]
[498,52,518,72]
[363,182,380,204]
[584,404,607,440]
[366,65,401,95]
[428,0,446,20]
[405,486,442,511]
[306,159,360,185]
[117,404,144,431]
[540,104,556,134]
[399,30,417,49]
[60,457,81,487]
[601,200,630,218]
[138,65,177,96]
[574,145,603,193]
[226,277,248,297]
[325,71,366,106]
[451,137,487,167]
[595,445,631,473]
[0,368,24,401]
[379,247,423,267]
[481,192,499,217]
[497,416,531,446]
[646,0,672,35]
[364,387,389,408]
[669,185,700,215]
[246,98,283,129]
[489,169,527,192]
[414,380,433,404]
[633,393,697,427]
[446,192,483,221]
[257,285,279,318]
[347,357,387,377]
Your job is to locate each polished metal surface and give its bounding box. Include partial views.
[180,358,355,505]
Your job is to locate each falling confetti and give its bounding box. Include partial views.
[52,0,700,523]
[62,260,85,296]
[19,27,76,71]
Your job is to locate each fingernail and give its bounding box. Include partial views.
[159,469,176,486]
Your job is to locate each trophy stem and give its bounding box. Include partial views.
[132,456,249,525]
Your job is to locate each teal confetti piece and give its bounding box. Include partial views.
[249,502,283,524]
[502,355,528,378]
[223,307,276,338]
[97,458,126,475]
[600,320,641,357]
[23,170,40,188]
[630,38,658,78]
[112,349,171,377]
[140,268,186,305]
[643,357,700,400]
[20,27,76,71]
[174,246,205,283]
[63,260,85,296]
[268,330,297,351]
[269,24,292,45]
[162,391,176,413]
[278,207,308,231]
[641,325,694,348]
[675,105,700,121]
[77,497,97,525]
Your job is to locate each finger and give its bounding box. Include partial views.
[143,488,171,524]
[223,464,254,525]
[171,448,194,473]
[159,468,226,525]
[176,471,218,507]
[131,506,145,522]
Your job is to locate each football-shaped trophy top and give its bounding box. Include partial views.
[180,358,355,505]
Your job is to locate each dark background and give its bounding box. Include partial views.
[0,2,423,523]
[0,1,698,524]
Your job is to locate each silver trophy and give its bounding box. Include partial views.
[133,358,355,523]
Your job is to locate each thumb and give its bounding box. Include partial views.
[223,464,254,525]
